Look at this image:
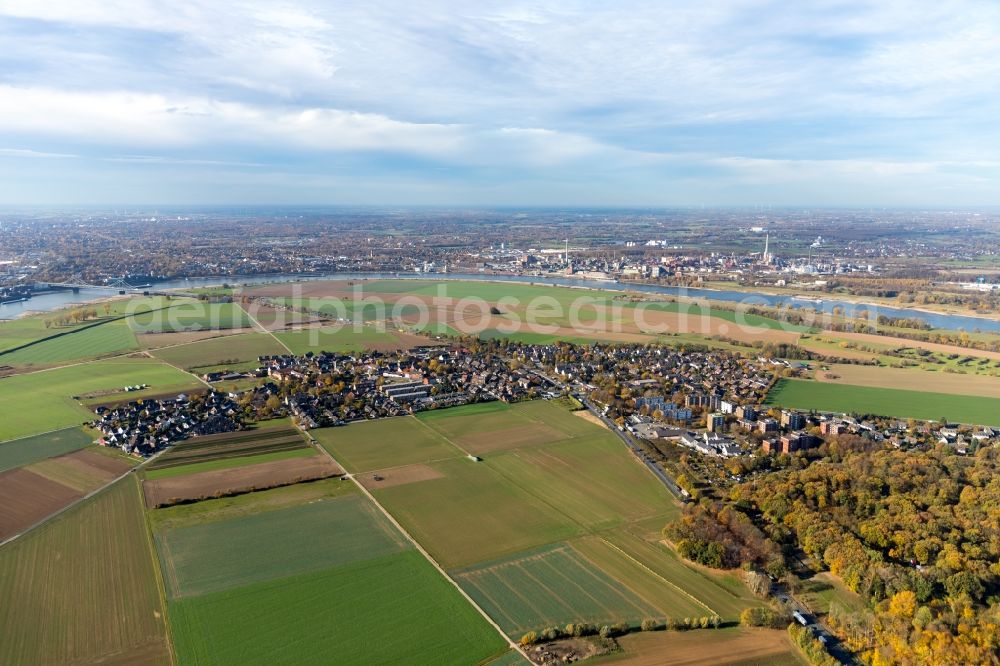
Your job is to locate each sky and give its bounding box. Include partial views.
[0,0,999,206]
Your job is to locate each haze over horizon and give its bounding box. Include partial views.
[1,1,999,207]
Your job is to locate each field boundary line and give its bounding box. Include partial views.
[308,425,528,660]
[410,414,475,458]
[135,474,178,666]
[238,301,294,355]
[596,537,717,616]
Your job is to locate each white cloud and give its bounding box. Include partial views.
[1,1,999,203]
[0,147,76,158]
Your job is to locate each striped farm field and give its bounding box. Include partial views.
[455,541,701,636]
[145,423,309,472]
[0,478,171,665]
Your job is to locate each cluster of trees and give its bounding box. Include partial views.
[666,502,784,575]
[672,438,1000,663]
[739,607,789,629]
[788,624,838,666]
[44,306,104,328]
[518,615,724,647]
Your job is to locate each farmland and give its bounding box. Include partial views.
[766,378,1000,426]
[151,331,286,371]
[0,478,171,665]
[814,362,1000,398]
[0,447,134,540]
[455,542,702,636]
[156,491,407,597]
[274,325,415,355]
[334,399,758,638]
[129,301,250,333]
[372,454,582,568]
[153,479,509,664]
[145,422,310,472]
[610,626,805,666]
[0,426,92,473]
[169,550,507,666]
[0,357,204,441]
[314,416,462,472]
[142,453,342,508]
[0,320,139,366]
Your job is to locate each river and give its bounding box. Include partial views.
[2,271,998,334]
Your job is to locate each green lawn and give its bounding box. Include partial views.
[0,427,93,473]
[0,358,203,442]
[766,378,1000,426]
[168,550,508,666]
[314,417,463,473]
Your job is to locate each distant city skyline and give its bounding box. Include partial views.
[1,1,998,206]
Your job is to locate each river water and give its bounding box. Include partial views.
[2,271,998,333]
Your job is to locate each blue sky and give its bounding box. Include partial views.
[0,0,998,206]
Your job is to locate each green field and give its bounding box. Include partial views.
[314,417,462,472]
[168,550,507,666]
[154,477,509,664]
[485,434,675,530]
[146,423,309,471]
[130,302,250,333]
[766,378,1000,426]
[273,296,426,322]
[0,320,139,366]
[274,326,402,355]
[151,332,285,370]
[629,301,812,333]
[156,492,408,598]
[0,427,93,472]
[0,478,171,665]
[0,358,203,442]
[0,296,170,353]
[373,455,582,568]
[455,542,681,635]
[145,447,317,480]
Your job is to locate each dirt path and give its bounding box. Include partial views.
[239,301,294,355]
